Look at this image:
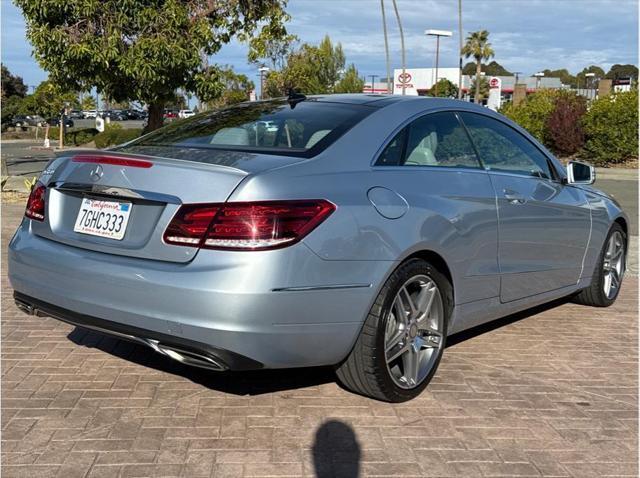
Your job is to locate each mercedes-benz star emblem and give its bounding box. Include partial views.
[90,164,104,182]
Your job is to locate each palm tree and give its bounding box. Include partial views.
[462,30,494,103]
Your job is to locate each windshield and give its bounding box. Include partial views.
[121,99,374,158]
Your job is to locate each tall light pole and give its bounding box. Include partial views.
[513,71,522,85]
[369,75,379,93]
[380,0,392,94]
[259,66,270,100]
[425,30,452,97]
[457,0,463,99]
[391,0,407,95]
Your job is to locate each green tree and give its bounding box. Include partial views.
[428,79,458,98]
[16,0,290,131]
[263,35,363,96]
[462,30,495,104]
[80,96,97,111]
[576,65,606,89]
[606,64,639,81]
[469,76,489,102]
[208,67,255,109]
[29,80,78,117]
[334,64,365,93]
[1,64,28,98]
[501,89,561,144]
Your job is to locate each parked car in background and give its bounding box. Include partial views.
[9,115,46,128]
[179,109,196,119]
[127,109,147,120]
[47,117,75,128]
[83,110,97,118]
[163,110,178,119]
[8,95,628,402]
[68,110,83,119]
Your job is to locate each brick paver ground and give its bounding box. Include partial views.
[2,201,638,477]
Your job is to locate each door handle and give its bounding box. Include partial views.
[503,189,526,204]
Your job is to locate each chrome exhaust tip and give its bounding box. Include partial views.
[147,340,227,371]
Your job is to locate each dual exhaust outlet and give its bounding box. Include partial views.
[14,298,227,372]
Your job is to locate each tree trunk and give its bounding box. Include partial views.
[145,102,165,132]
[475,60,482,104]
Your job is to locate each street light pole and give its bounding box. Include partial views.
[369,75,379,93]
[426,30,452,97]
[457,0,463,99]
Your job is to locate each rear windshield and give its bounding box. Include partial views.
[121,99,374,158]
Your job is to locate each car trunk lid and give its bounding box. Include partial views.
[32,151,260,263]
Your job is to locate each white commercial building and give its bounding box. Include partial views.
[392,68,461,95]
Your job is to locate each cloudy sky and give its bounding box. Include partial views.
[2,0,638,89]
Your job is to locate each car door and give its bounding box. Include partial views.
[459,112,591,303]
[374,111,500,305]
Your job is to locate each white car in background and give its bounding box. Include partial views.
[83,110,97,118]
[179,109,196,119]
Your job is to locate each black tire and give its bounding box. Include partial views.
[573,223,626,307]
[335,258,453,402]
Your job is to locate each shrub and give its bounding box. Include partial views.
[581,89,638,165]
[94,125,142,148]
[501,89,559,144]
[45,127,99,146]
[545,92,587,156]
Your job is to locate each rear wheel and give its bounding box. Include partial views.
[574,223,626,307]
[336,258,452,402]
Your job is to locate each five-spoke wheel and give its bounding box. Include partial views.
[384,275,444,389]
[336,258,452,402]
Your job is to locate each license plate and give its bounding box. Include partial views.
[73,197,132,240]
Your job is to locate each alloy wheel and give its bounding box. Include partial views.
[384,274,444,389]
[603,231,625,299]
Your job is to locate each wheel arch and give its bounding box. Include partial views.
[401,249,455,304]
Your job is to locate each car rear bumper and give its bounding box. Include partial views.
[8,221,394,369]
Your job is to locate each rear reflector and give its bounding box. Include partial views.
[164,200,335,251]
[72,155,153,168]
[25,182,46,221]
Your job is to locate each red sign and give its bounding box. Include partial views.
[489,77,500,89]
[398,72,412,84]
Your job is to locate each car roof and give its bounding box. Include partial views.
[303,94,484,111]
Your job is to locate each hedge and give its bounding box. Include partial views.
[93,125,143,148]
[501,88,638,165]
[581,89,638,165]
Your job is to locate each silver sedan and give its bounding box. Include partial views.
[9,94,627,402]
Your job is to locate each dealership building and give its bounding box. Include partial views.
[363,67,563,101]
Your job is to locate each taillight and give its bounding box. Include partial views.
[25,182,46,221]
[164,200,335,251]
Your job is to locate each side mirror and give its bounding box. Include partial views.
[566,161,595,185]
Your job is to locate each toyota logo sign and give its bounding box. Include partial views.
[489,77,500,89]
[398,72,412,84]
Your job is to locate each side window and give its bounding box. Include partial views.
[376,112,481,168]
[405,112,480,168]
[460,112,553,179]
[376,128,407,166]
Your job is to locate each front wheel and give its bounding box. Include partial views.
[573,223,626,307]
[336,259,453,402]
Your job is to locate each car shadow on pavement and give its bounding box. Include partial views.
[66,295,573,397]
[446,296,572,347]
[66,327,336,395]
